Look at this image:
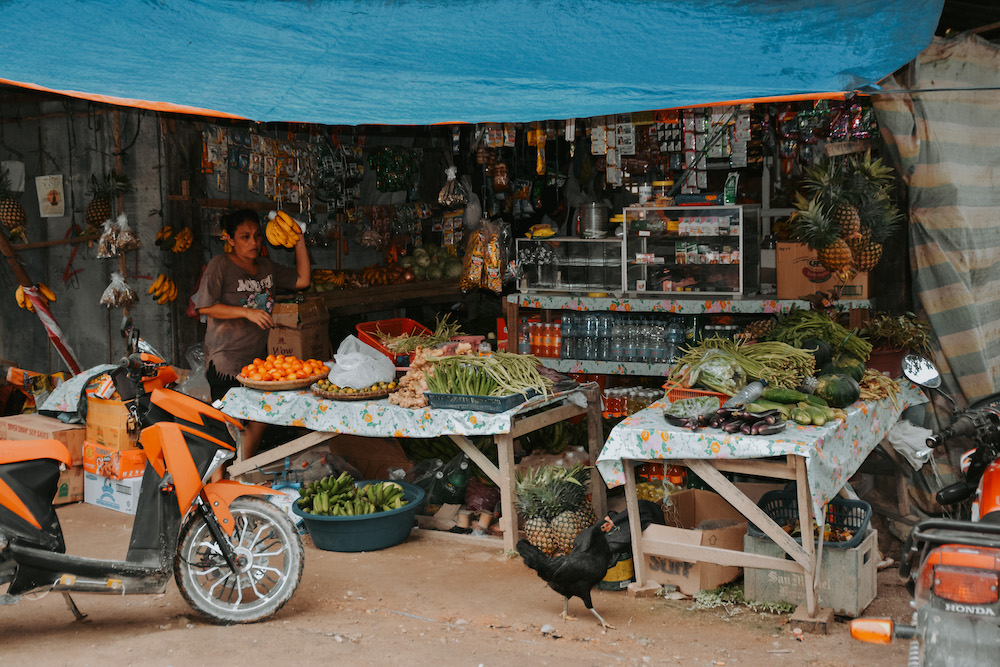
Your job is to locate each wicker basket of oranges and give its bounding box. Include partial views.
[237,354,329,390]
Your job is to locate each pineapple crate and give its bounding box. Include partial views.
[742,527,877,618]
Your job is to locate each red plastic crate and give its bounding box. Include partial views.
[356,318,432,365]
[663,385,728,408]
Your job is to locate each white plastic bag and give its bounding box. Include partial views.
[886,419,935,471]
[327,335,395,389]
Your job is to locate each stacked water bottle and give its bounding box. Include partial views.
[560,312,689,364]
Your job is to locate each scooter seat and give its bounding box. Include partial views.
[0,439,72,466]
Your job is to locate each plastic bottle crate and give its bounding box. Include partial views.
[746,489,872,550]
[356,318,431,365]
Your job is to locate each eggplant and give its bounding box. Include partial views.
[695,413,712,428]
[740,422,754,435]
[720,419,744,433]
[755,421,787,435]
[663,413,690,428]
[709,415,726,429]
[715,407,739,420]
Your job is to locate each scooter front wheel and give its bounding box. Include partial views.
[174,497,304,624]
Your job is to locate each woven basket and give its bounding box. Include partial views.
[237,368,329,391]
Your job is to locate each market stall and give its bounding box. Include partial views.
[217,383,607,552]
[596,382,926,618]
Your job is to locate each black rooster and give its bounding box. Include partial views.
[516,519,616,629]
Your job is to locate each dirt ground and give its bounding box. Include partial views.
[1,502,913,667]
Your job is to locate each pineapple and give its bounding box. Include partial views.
[848,229,882,272]
[790,193,853,273]
[0,168,27,242]
[802,161,861,241]
[516,464,597,555]
[85,171,132,229]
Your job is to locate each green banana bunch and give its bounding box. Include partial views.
[296,472,407,516]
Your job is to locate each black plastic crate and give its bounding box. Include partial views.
[747,489,871,550]
[423,390,537,413]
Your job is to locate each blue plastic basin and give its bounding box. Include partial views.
[291,480,425,552]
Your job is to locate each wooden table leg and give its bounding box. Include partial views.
[228,431,337,479]
[494,432,518,552]
[585,385,608,521]
[794,455,819,617]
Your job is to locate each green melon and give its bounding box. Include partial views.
[814,373,861,409]
[822,353,866,382]
[443,260,463,279]
[399,256,415,268]
[426,265,443,281]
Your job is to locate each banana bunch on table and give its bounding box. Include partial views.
[147,274,178,304]
[15,283,56,312]
[265,210,301,248]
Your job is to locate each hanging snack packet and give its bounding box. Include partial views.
[99,271,138,309]
[484,225,502,293]
[96,218,119,258]
[438,166,469,209]
[115,214,142,252]
[460,227,486,291]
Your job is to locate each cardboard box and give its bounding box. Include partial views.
[742,528,878,617]
[327,434,412,480]
[268,296,331,360]
[0,413,87,466]
[53,465,84,505]
[642,489,747,595]
[82,441,147,479]
[83,472,143,515]
[776,242,869,300]
[85,395,138,450]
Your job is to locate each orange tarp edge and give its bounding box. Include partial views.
[0,77,247,121]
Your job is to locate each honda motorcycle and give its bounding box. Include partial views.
[0,320,304,624]
[851,354,1000,665]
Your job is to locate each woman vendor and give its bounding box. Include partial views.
[195,209,310,457]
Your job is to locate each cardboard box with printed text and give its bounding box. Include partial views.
[0,413,86,466]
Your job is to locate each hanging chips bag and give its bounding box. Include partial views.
[96,218,119,258]
[438,166,469,208]
[460,227,485,291]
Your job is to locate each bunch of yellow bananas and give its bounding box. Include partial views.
[265,211,301,248]
[147,274,178,304]
[171,227,193,253]
[15,283,55,313]
[154,225,174,247]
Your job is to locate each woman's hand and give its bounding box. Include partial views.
[243,308,274,329]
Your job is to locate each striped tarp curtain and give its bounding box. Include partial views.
[872,34,1000,403]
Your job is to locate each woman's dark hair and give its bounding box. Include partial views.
[221,209,260,237]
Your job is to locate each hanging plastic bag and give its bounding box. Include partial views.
[438,166,468,208]
[115,214,142,252]
[174,343,211,402]
[327,335,395,389]
[96,218,119,258]
[99,271,137,309]
[460,226,486,291]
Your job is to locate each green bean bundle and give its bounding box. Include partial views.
[669,337,814,390]
[766,309,872,361]
[425,352,552,398]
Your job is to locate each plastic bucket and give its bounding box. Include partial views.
[596,552,635,591]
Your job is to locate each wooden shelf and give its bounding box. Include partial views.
[317,279,466,315]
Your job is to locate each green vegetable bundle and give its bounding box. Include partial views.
[765,309,872,361]
[425,352,552,398]
[378,314,463,353]
[669,337,815,390]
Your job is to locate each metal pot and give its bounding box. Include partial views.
[578,202,610,238]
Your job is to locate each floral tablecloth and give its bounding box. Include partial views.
[217,385,591,438]
[597,382,927,523]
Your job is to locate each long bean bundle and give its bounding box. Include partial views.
[425,352,552,398]
[669,337,814,390]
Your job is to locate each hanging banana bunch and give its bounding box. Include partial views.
[15,283,56,313]
[265,210,301,248]
[147,274,178,304]
[155,225,193,253]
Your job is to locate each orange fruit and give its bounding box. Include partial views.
[250,373,263,381]
[266,354,276,362]
[253,358,264,365]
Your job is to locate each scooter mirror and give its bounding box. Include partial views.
[903,354,941,389]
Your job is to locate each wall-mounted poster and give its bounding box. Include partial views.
[35,174,65,217]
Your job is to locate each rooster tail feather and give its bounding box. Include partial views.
[516,538,547,571]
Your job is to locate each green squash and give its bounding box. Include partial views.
[814,373,861,408]
[800,337,832,368]
[821,353,866,382]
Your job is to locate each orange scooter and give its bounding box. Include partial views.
[851,355,1000,664]
[0,322,303,624]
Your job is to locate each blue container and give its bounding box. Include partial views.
[291,480,426,552]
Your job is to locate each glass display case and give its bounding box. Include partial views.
[623,205,760,296]
[516,237,623,294]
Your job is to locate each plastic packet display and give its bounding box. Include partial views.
[438,166,469,208]
[115,214,142,252]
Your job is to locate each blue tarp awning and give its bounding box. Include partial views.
[0,0,944,125]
